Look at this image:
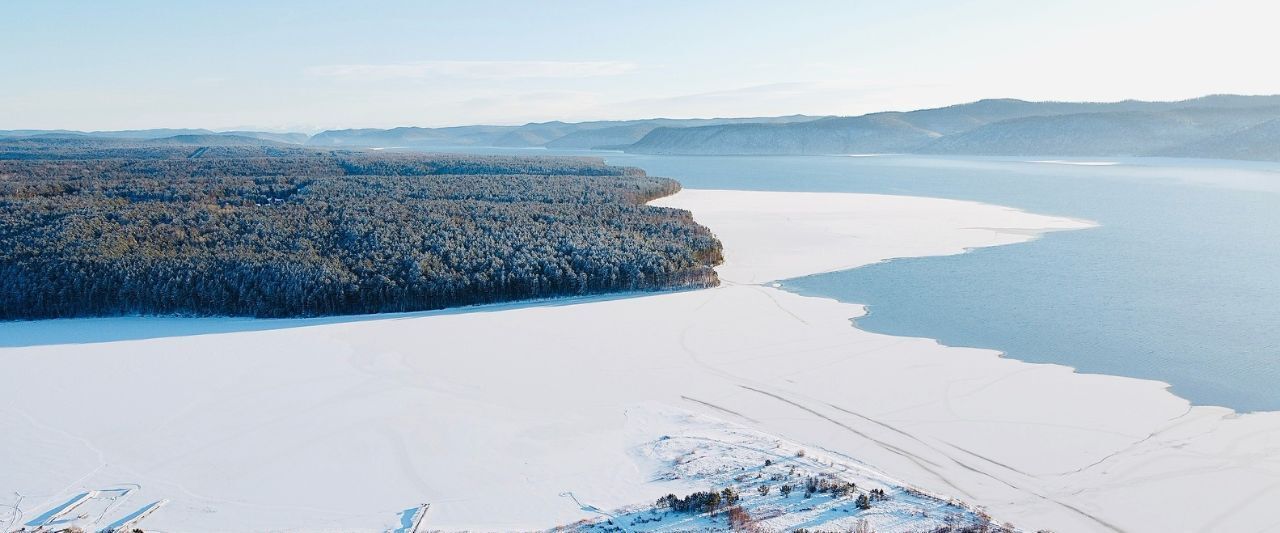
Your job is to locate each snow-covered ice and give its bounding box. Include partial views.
[3,189,1278,532]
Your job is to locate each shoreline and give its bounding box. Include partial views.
[2,189,1277,532]
[773,211,1266,415]
[771,220,1259,415]
[797,287,1262,416]
[657,190,1280,532]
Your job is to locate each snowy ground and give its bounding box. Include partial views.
[557,406,997,532]
[3,189,1279,532]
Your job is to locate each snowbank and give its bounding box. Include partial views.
[2,189,1276,532]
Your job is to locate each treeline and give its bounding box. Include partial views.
[0,136,300,160]
[656,487,740,514]
[0,141,722,319]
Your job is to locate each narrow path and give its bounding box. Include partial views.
[738,385,1126,532]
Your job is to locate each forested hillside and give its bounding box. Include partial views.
[14,95,1280,161]
[918,105,1280,157]
[916,111,1207,156]
[628,114,941,155]
[624,95,1280,159]
[306,115,824,149]
[1155,117,1280,161]
[0,134,295,160]
[0,140,722,319]
[0,128,310,145]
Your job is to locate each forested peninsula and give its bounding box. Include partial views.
[0,139,722,319]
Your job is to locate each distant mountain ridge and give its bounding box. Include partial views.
[628,114,942,155]
[1156,117,1280,161]
[7,94,1280,162]
[627,95,1280,160]
[915,107,1280,156]
[0,128,310,145]
[305,115,825,149]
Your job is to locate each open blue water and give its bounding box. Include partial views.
[605,154,1280,412]
[427,148,1280,412]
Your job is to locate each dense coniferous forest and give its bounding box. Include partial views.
[0,139,722,319]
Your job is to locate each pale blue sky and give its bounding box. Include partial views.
[3,0,1277,131]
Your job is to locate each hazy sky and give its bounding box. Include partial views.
[4,0,1278,131]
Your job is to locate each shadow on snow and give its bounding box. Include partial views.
[0,288,703,348]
